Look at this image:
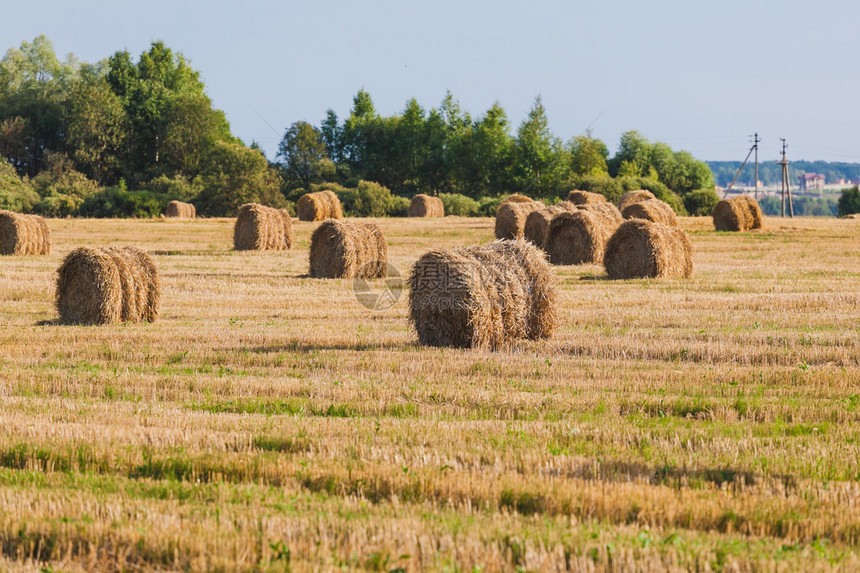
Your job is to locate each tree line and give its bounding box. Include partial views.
[708,160,860,188]
[0,36,723,218]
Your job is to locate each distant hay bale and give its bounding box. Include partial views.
[712,196,764,231]
[309,219,388,279]
[233,203,293,251]
[622,198,680,227]
[495,200,545,240]
[408,194,444,217]
[297,190,343,221]
[523,201,578,246]
[0,210,51,255]
[165,200,196,219]
[617,189,656,212]
[604,219,693,279]
[56,246,161,325]
[499,194,535,206]
[566,190,607,205]
[841,213,859,220]
[408,239,558,349]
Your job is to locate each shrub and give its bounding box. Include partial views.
[684,188,720,216]
[0,161,39,212]
[339,180,394,217]
[565,175,623,203]
[31,164,100,217]
[140,175,202,202]
[479,196,504,217]
[387,196,410,217]
[838,186,860,217]
[439,193,480,217]
[79,182,169,218]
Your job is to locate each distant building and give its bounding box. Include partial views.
[798,173,825,191]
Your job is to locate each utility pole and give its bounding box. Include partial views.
[752,132,760,199]
[779,138,794,218]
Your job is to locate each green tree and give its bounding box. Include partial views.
[0,160,39,211]
[196,141,283,216]
[65,69,127,184]
[470,103,514,196]
[513,96,567,195]
[0,35,77,176]
[569,134,609,176]
[277,121,331,189]
[609,130,652,178]
[838,186,860,216]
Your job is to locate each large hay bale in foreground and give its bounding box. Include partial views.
[0,210,51,255]
[233,203,293,251]
[408,194,444,217]
[617,189,656,212]
[297,190,343,221]
[712,195,764,231]
[309,219,388,279]
[544,210,615,265]
[56,246,161,325]
[566,190,607,205]
[165,200,196,219]
[604,219,693,279]
[523,201,578,247]
[622,198,680,227]
[495,200,545,240]
[409,239,558,349]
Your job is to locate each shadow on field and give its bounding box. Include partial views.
[35,319,62,326]
[578,275,611,281]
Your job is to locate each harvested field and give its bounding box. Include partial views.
[0,215,858,571]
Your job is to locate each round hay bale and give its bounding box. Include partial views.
[0,210,51,255]
[56,246,161,324]
[309,219,388,279]
[622,198,680,227]
[841,213,859,220]
[408,239,558,349]
[408,194,445,217]
[580,201,623,227]
[604,219,693,279]
[233,203,293,251]
[165,200,196,219]
[617,189,656,212]
[495,200,545,240]
[544,210,614,265]
[523,201,578,247]
[297,190,343,221]
[733,195,763,229]
[566,190,607,205]
[499,194,535,207]
[712,196,762,231]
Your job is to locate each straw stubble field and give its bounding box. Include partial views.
[0,216,858,571]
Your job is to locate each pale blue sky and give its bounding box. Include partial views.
[2,0,858,162]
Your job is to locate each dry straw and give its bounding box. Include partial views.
[309,219,388,279]
[495,200,545,240]
[408,194,444,217]
[622,198,680,227]
[165,200,196,219]
[297,190,343,221]
[0,210,51,255]
[523,201,578,246]
[566,190,607,205]
[580,201,623,226]
[604,219,693,279]
[56,246,161,325]
[408,239,558,349]
[712,195,764,231]
[233,203,293,251]
[617,189,656,212]
[544,210,615,265]
[499,193,535,205]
